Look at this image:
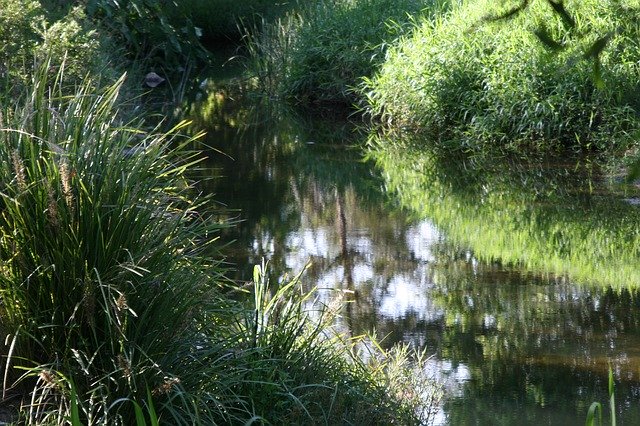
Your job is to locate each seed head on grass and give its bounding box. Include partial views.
[45,178,59,228]
[58,159,74,213]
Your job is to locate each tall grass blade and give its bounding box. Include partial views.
[69,379,82,426]
[133,400,147,426]
[585,401,602,426]
[146,387,159,426]
[609,368,616,426]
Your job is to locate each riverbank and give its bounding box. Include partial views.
[250,0,640,161]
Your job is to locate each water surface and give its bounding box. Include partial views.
[180,72,640,425]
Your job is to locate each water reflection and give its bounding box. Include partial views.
[180,76,640,424]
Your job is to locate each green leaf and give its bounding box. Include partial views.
[133,400,147,426]
[147,387,159,426]
[69,379,83,426]
[585,401,602,426]
[609,368,616,426]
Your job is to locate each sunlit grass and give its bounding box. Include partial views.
[245,0,442,106]
[363,0,640,151]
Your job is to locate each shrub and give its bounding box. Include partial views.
[37,6,118,85]
[0,0,120,97]
[85,0,208,69]
[363,0,640,151]
[175,0,294,42]
[0,0,44,90]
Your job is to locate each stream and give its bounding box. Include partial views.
[178,60,640,424]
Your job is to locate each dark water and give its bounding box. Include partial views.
[180,69,640,424]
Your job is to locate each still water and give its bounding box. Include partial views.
[180,69,640,424]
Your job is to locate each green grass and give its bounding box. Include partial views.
[363,0,640,151]
[246,0,442,106]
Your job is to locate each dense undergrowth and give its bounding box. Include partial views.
[246,0,442,106]
[363,0,640,152]
[0,1,442,424]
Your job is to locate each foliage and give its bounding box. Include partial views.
[37,6,118,85]
[247,0,440,106]
[85,0,208,69]
[176,0,295,42]
[0,0,120,97]
[0,0,43,89]
[363,0,640,151]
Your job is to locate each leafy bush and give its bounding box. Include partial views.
[0,0,119,96]
[38,6,118,84]
[363,0,640,151]
[248,0,439,105]
[0,0,44,89]
[86,0,208,69]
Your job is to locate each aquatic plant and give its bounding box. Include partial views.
[586,368,617,426]
[363,0,640,151]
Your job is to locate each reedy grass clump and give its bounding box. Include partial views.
[0,64,228,424]
[247,0,440,106]
[363,0,640,151]
[235,261,443,424]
